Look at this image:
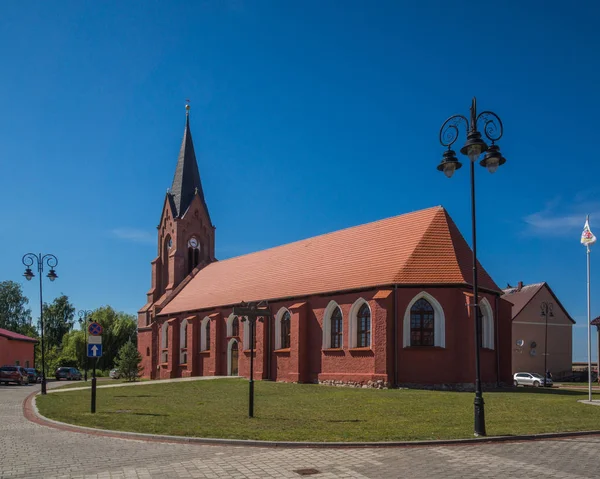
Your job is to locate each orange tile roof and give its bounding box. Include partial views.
[160,206,500,316]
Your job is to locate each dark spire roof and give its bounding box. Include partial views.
[170,112,211,223]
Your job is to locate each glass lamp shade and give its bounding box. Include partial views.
[23,268,34,281]
[47,269,58,282]
[468,144,482,163]
[443,162,456,178]
[486,157,499,173]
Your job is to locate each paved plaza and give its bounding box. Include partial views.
[1,382,600,478]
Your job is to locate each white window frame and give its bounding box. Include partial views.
[348,298,372,349]
[274,307,291,350]
[480,297,494,350]
[161,321,168,363]
[243,318,252,350]
[403,292,446,348]
[322,300,343,348]
[179,319,188,364]
[226,313,237,337]
[200,316,211,351]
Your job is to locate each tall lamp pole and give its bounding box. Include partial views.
[437,98,507,437]
[540,302,554,386]
[77,310,93,381]
[233,300,272,418]
[22,253,59,395]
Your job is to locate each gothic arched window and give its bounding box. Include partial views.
[330,306,343,348]
[356,303,371,348]
[410,299,434,346]
[232,317,239,337]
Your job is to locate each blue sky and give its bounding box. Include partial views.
[1,1,599,361]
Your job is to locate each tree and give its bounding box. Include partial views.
[0,281,33,334]
[42,294,75,349]
[114,341,143,381]
[86,306,137,371]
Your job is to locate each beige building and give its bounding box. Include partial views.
[502,282,574,379]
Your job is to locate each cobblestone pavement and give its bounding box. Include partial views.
[2,382,600,478]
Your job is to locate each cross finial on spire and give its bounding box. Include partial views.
[185,99,190,116]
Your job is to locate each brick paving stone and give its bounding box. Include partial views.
[3,381,600,478]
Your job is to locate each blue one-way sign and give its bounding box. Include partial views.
[87,344,103,358]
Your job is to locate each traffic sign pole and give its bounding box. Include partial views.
[91,358,97,414]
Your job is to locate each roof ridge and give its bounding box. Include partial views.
[213,205,444,265]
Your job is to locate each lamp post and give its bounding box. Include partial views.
[22,253,59,395]
[233,300,272,418]
[437,98,507,437]
[77,310,93,381]
[540,302,554,387]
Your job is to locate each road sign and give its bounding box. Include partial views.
[87,344,102,357]
[88,322,103,336]
[88,335,102,345]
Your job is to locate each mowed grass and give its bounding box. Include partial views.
[36,379,600,442]
[52,378,142,390]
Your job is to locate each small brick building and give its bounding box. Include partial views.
[0,328,37,368]
[138,110,513,388]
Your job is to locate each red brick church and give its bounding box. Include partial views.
[138,109,513,388]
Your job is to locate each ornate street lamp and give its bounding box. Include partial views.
[233,300,272,418]
[437,98,507,437]
[77,310,93,381]
[540,302,554,386]
[22,253,59,395]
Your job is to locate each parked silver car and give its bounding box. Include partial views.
[514,372,553,387]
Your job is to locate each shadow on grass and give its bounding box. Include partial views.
[327,419,362,423]
[491,387,589,397]
[112,395,156,398]
[106,411,168,417]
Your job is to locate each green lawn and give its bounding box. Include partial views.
[51,377,134,390]
[36,379,600,442]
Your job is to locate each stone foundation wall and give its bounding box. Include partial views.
[318,379,508,391]
[318,379,390,389]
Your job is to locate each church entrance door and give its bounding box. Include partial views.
[229,340,239,376]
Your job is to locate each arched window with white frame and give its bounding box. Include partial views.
[179,319,188,364]
[242,318,256,350]
[348,298,371,348]
[274,307,291,350]
[161,321,169,363]
[403,292,446,348]
[322,300,343,349]
[200,317,211,351]
[480,297,494,350]
[226,313,240,337]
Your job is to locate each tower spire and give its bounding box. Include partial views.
[169,102,211,222]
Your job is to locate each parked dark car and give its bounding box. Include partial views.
[25,368,41,383]
[55,367,82,381]
[0,366,30,385]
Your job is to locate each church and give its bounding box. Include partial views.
[137,108,513,388]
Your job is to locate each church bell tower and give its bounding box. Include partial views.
[138,104,215,326]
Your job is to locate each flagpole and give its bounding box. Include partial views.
[580,215,595,402]
[588,241,592,401]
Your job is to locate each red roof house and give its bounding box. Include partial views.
[0,328,38,369]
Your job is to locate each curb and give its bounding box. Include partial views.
[24,390,600,449]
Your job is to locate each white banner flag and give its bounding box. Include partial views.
[581,216,597,246]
